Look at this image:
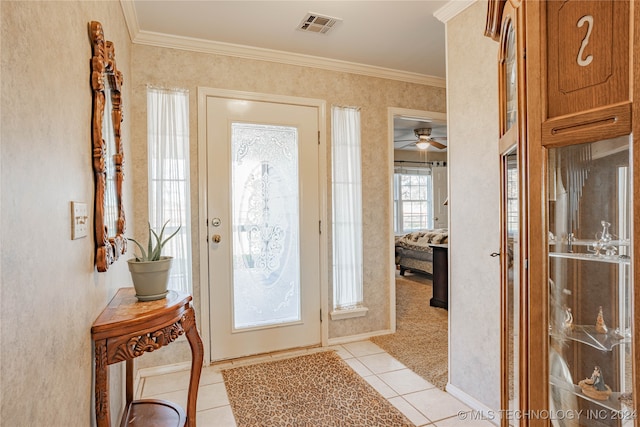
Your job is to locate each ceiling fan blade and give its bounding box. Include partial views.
[429,140,447,150]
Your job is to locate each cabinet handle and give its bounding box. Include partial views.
[490,252,500,257]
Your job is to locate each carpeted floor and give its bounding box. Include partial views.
[222,350,415,426]
[370,272,448,390]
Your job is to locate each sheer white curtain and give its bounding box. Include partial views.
[147,86,192,293]
[331,106,363,310]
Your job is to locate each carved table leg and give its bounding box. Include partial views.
[183,307,204,427]
[126,359,134,405]
[94,339,110,427]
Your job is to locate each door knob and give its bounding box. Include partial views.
[212,234,221,243]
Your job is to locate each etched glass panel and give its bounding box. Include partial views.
[231,123,300,329]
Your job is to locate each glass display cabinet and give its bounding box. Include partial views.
[486,1,638,426]
[490,1,526,425]
[547,136,634,425]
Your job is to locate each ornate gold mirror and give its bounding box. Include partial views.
[90,21,126,272]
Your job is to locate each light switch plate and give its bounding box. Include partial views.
[71,202,88,240]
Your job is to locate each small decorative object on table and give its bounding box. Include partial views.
[127,220,180,301]
[595,306,608,334]
[578,366,612,401]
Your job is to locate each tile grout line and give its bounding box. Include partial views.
[138,342,472,426]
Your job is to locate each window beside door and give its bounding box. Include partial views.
[147,86,192,294]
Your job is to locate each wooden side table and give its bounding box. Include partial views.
[91,288,204,427]
[429,244,448,310]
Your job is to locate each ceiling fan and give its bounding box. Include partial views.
[397,128,447,150]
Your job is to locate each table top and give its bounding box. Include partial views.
[91,288,192,338]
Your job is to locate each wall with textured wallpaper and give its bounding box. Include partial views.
[445,0,501,412]
[1,1,133,425]
[129,43,446,368]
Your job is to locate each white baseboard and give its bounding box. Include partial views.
[446,383,500,426]
[327,329,393,346]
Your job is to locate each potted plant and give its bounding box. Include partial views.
[127,220,180,301]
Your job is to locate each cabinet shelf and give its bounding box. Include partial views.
[549,251,631,264]
[549,375,633,414]
[549,239,630,247]
[551,325,630,352]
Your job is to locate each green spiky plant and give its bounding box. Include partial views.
[128,220,181,262]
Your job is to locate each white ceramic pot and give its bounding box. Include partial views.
[127,256,173,301]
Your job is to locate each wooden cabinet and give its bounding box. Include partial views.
[487,1,639,425]
[527,2,638,426]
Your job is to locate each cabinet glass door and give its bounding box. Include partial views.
[502,148,519,426]
[499,10,521,426]
[547,135,633,425]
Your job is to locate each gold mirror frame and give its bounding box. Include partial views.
[90,21,126,272]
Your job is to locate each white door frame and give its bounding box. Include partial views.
[387,107,448,333]
[198,87,329,364]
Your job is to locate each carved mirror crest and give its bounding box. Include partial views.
[90,21,126,272]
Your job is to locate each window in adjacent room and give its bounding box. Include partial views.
[147,86,192,294]
[393,166,433,233]
[330,105,367,319]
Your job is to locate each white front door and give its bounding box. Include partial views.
[205,93,322,361]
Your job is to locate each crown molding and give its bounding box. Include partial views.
[119,0,139,42]
[434,0,476,23]
[119,0,445,88]
[132,31,445,87]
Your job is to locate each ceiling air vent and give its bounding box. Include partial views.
[297,12,341,34]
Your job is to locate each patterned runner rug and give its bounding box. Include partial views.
[222,351,415,426]
[371,273,448,390]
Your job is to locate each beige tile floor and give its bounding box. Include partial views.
[137,340,495,426]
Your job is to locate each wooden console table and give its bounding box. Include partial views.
[429,244,448,310]
[91,288,204,427]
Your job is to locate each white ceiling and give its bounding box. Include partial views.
[127,0,458,150]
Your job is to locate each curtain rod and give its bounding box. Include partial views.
[331,104,361,111]
[394,160,447,166]
[146,84,189,94]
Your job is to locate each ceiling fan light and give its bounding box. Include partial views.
[415,141,430,150]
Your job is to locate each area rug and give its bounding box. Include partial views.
[370,272,448,390]
[222,350,415,426]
